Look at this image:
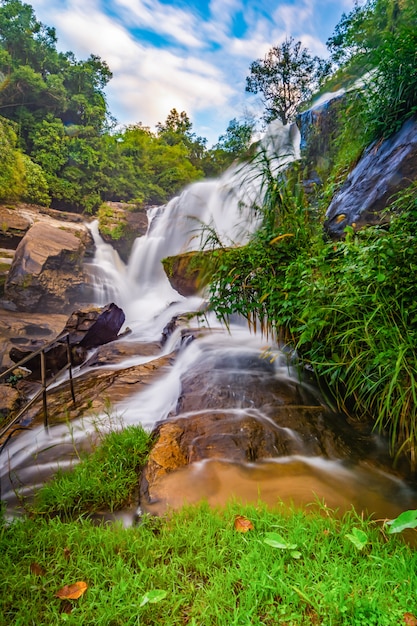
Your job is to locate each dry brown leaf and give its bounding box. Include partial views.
[55,581,88,600]
[234,515,254,533]
[404,613,417,626]
[30,562,46,576]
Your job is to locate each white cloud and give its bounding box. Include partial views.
[27,0,357,143]
[114,0,204,48]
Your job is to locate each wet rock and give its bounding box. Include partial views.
[141,345,388,506]
[24,353,173,425]
[9,342,87,380]
[297,93,346,184]
[162,251,210,297]
[325,116,417,237]
[4,221,94,312]
[83,339,160,367]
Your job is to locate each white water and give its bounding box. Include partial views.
[1,121,415,520]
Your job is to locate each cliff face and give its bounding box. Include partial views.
[297,95,417,238]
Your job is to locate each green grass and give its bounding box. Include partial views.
[31,425,152,517]
[1,502,416,625]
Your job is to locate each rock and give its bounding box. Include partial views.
[297,93,346,184]
[63,303,126,348]
[0,309,68,371]
[325,116,417,237]
[4,221,94,312]
[0,384,21,423]
[9,342,87,380]
[0,205,31,249]
[162,251,210,297]
[83,340,160,367]
[141,345,388,506]
[98,202,148,263]
[23,353,173,425]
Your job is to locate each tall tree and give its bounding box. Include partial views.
[246,37,330,125]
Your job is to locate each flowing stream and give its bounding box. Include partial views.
[1,122,416,523]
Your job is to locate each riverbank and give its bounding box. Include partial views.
[1,502,416,625]
[2,424,416,625]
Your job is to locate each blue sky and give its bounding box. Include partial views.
[29,0,356,145]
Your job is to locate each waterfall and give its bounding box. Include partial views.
[2,119,415,522]
[85,120,301,337]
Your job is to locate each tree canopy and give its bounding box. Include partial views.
[246,37,330,125]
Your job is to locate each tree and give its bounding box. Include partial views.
[156,108,193,138]
[246,37,331,125]
[216,118,254,155]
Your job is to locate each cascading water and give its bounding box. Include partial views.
[1,121,416,522]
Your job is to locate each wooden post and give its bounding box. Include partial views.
[40,349,48,428]
[66,334,76,405]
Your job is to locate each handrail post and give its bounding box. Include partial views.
[66,334,76,405]
[40,349,48,428]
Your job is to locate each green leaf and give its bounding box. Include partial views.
[263,532,297,550]
[386,509,417,534]
[345,527,368,550]
[139,589,167,607]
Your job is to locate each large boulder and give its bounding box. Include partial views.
[325,116,417,237]
[4,221,93,312]
[141,344,391,507]
[162,251,210,296]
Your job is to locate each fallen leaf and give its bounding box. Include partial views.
[55,581,88,600]
[234,515,254,533]
[404,613,417,625]
[30,562,46,576]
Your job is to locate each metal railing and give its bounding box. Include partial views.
[0,333,76,453]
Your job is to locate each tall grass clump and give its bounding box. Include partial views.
[296,189,417,466]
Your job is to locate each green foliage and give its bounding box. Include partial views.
[31,425,152,517]
[386,509,417,534]
[246,36,331,124]
[1,502,416,624]
[327,0,417,138]
[0,115,25,201]
[97,203,127,241]
[21,154,50,205]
